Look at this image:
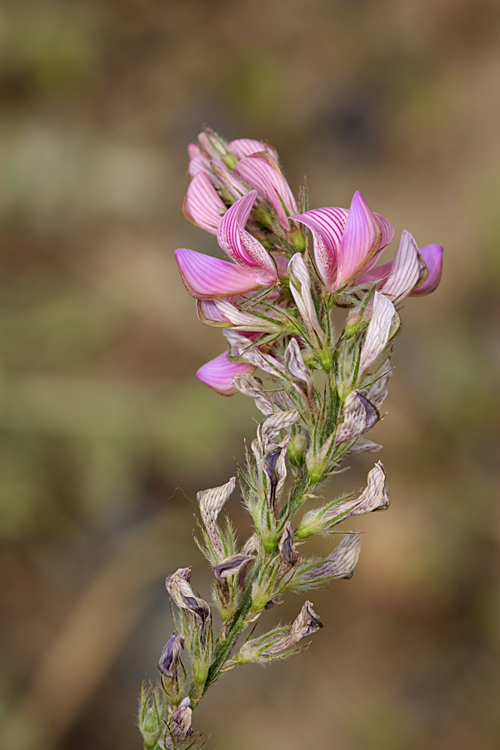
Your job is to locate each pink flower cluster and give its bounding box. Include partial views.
[175,130,443,396]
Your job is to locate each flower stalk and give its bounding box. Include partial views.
[138,128,443,750]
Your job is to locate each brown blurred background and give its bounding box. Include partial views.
[1,1,500,749]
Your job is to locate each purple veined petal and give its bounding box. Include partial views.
[210,158,248,198]
[374,213,394,251]
[411,244,443,296]
[358,292,396,376]
[188,145,212,177]
[197,299,231,327]
[288,253,322,339]
[198,299,281,333]
[234,153,298,229]
[175,248,273,299]
[196,352,256,396]
[335,391,380,444]
[356,259,393,286]
[182,173,227,235]
[381,230,421,301]
[229,138,279,161]
[198,130,226,159]
[338,191,381,284]
[218,192,278,281]
[291,207,348,290]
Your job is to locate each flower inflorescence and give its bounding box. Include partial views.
[139,129,443,750]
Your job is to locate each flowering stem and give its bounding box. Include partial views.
[200,582,255,699]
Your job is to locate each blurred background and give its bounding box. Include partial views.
[1,1,500,749]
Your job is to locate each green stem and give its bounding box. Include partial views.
[200,582,254,698]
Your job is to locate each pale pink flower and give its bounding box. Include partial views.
[292,192,443,299]
[291,191,394,291]
[196,352,256,396]
[184,131,295,235]
[175,191,278,299]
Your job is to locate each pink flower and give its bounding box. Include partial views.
[292,192,443,299]
[196,352,256,396]
[183,131,296,235]
[175,191,278,299]
[291,191,394,291]
[357,235,443,300]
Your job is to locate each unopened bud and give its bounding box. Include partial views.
[260,529,278,554]
[139,686,163,750]
[307,462,326,485]
[287,433,307,466]
[295,513,324,539]
[141,710,162,750]
[192,660,209,687]
[222,152,238,170]
[289,227,307,253]
[318,347,333,372]
[344,312,366,339]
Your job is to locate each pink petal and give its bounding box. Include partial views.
[197,352,256,396]
[374,213,394,251]
[411,244,443,296]
[210,159,247,198]
[338,191,381,284]
[182,173,226,235]
[198,299,281,333]
[198,131,225,159]
[217,192,277,281]
[197,299,230,326]
[229,138,279,161]
[359,292,395,376]
[381,230,421,301]
[188,144,212,177]
[291,207,348,290]
[234,153,298,229]
[357,212,394,278]
[175,248,272,299]
[356,260,393,286]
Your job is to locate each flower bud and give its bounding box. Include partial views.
[318,347,333,372]
[289,226,307,253]
[139,684,164,750]
[287,432,307,466]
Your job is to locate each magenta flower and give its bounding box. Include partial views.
[291,191,394,291]
[175,191,278,299]
[292,191,443,298]
[234,153,298,229]
[357,234,443,300]
[184,132,295,235]
[196,352,256,396]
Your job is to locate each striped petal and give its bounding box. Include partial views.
[358,292,395,376]
[291,207,348,290]
[175,248,271,299]
[230,138,279,161]
[197,299,281,333]
[356,260,393,286]
[338,191,381,284]
[288,253,322,340]
[218,192,278,281]
[188,143,212,178]
[234,153,298,229]
[411,244,443,296]
[182,173,226,235]
[380,230,421,301]
[196,352,256,396]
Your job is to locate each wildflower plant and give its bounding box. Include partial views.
[139,129,443,750]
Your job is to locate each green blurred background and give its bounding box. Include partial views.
[1,1,500,749]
